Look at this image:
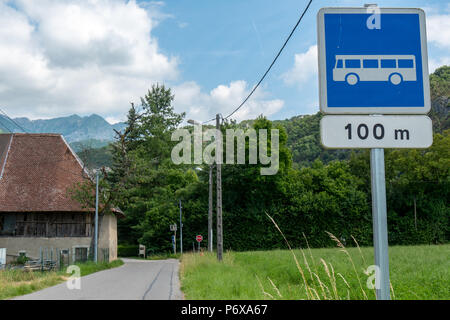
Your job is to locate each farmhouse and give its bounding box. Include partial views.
[0,133,118,263]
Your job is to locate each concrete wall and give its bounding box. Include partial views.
[0,213,118,263]
[98,213,118,262]
[0,236,92,263]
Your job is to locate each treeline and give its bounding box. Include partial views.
[82,66,449,253]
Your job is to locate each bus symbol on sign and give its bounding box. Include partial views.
[333,55,417,86]
[317,7,430,114]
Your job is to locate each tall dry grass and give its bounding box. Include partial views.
[263,213,393,300]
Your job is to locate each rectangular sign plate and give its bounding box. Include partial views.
[317,7,430,114]
[320,115,433,148]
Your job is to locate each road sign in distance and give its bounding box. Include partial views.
[317,7,430,114]
[196,235,203,242]
[320,115,432,149]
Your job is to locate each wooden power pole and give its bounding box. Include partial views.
[216,114,223,261]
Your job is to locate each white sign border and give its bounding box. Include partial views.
[317,7,431,114]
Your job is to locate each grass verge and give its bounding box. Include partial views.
[0,259,124,300]
[180,244,449,300]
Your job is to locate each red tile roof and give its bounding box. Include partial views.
[0,133,94,212]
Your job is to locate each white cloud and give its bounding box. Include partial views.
[173,81,284,123]
[0,0,178,120]
[429,57,450,73]
[0,0,284,124]
[281,45,317,86]
[426,13,450,48]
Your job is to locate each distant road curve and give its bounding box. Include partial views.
[15,258,183,300]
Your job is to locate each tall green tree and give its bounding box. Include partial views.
[110,84,188,246]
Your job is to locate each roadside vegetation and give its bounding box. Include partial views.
[71,68,448,300]
[180,244,449,300]
[83,67,448,255]
[0,259,124,300]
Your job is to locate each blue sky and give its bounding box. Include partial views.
[0,0,448,123]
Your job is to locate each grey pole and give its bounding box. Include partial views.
[94,171,99,263]
[208,165,213,252]
[216,114,223,261]
[370,148,390,300]
[179,200,183,254]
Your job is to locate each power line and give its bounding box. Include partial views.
[0,116,13,132]
[202,0,313,123]
[0,108,28,132]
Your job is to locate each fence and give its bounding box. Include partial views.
[0,246,111,271]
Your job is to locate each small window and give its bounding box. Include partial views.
[398,59,414,68]
[335,59,343,68]
[345,59,361,68]
[363,59,378,68]
[74,247,88,262]
[0,215,16,236]
[381,59,396,68]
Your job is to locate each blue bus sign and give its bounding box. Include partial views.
[317,7,430,114]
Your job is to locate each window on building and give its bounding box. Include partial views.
[0,214,16,235]
[74,247,88,262]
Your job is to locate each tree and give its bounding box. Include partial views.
[109,84,188,246]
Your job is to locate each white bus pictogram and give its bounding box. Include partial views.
[332,55,417,85]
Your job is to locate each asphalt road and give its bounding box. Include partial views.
[15,258,183,300]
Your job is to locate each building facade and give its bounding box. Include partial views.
[0,133,118,263]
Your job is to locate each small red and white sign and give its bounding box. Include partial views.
[196,235,203,242]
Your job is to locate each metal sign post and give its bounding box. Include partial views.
[370,148,390,299]
[179,200,183,254]
[317,6,432,300]
[196,235,203,253]
[171,235,176,254]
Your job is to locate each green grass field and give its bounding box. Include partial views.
[180,244,450,300]
[0,259,124,300]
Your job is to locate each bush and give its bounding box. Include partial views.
[10,255,29,265]
[117,244,139,257]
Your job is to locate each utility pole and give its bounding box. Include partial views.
[208,165,213,252]
[216,114,223,261]
[188,118,215,254]
[94,170,99,263]
[179,200,183,254]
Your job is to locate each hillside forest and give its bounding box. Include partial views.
[74,66,449,253]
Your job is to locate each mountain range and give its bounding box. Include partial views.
[0,114,126,150]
